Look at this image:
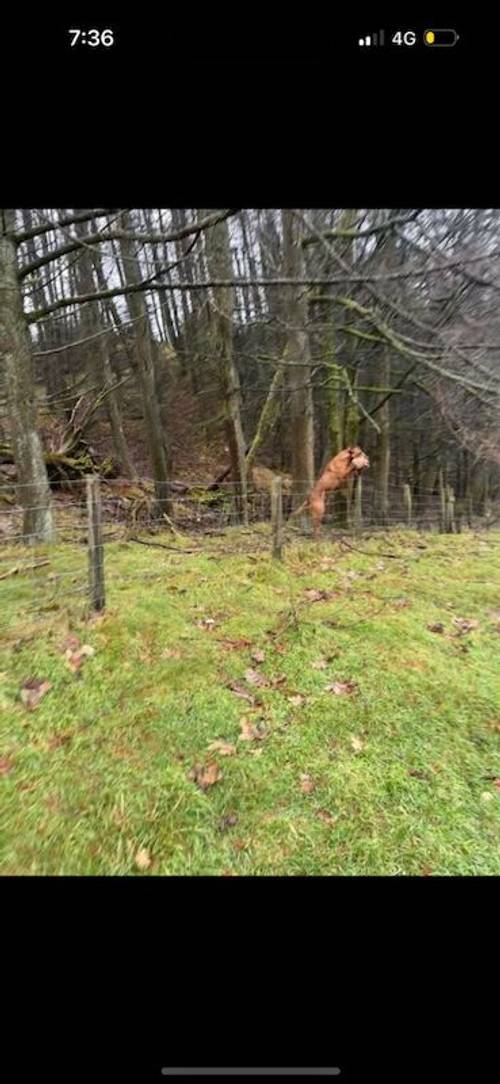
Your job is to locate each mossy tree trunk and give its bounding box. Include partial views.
[281,210,314,510]
[0,209,53,542]
[202,210,248,523]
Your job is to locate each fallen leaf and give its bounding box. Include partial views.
[350,736,364,753]
[427,623,445,634]
[0,756,14,775]
[325,680,358,696]
[135,848,152,871]
[188,760,223,790]
[238,717,268,742]
[345,570,358,580]
[207,740,237,757]
[299,773,316,794]
[244,667,269,688]
[393,598,410,609]
[65,644,95,673]
[60,634,80,653]
[232,838,247,851]
[227,680,256,705]
[219,813,238,831]
[408,769,428,780]
[317,809,337,826]
[162,648,182,659]
[217,638,253,651]
[20,678,52,711]
[47,732,73,751]
[197,617,217,630]
[312,659,328,670]
[251,649,266,664]
[303,588,336,603]
[493,779,500,790]
[453,617,479,634]
[421,865,433,877]
[287,694,306,707]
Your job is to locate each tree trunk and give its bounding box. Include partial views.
[118,212,172,516]
[202,210,248,523]
[375,348,391,525]
[281,210,314,510]
[0,209,53,541]
[74,216,137,479]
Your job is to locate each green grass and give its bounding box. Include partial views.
[1,527,500,875]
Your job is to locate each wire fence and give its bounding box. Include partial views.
[0,472,498,639]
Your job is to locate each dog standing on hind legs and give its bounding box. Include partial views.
[289,445,370,539]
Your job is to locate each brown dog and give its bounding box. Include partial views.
[289,445,370,538]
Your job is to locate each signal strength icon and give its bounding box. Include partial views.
[358,30,385,47]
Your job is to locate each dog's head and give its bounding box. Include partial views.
[347,446,370,472]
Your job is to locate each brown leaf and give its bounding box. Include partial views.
[393,598,410,609]
[197,617,217,630]
[317,809,337,826]
[207,740,237,757]
[427,623,445,634]
[217,637,253,651]
[65,643,95,673]
[493,779,500,790]
[162,648,182,659]
[219,813,238,831]
[244,667,269,688]
[325,680,358,696]
[135,847,152,871]
[60,634,80,653]
[227,680,256,705]
[251,649,266,664]
[20,678,52,711]
[453,617,479,634]
[304,588,336,603]
[0,756,14,775]
[287,694,306,707]
[238,717,268,742]
[299,773,316,794]
[188,760,223,790]
[47,732,73,751]
[311,658,328,670]
[408,769,428,780]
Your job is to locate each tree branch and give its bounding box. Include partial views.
[19,209,240,279]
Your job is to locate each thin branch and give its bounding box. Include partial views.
[19,210,240,279]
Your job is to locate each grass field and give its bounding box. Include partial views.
[1,526,500,875]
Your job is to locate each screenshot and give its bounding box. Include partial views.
[1,18,496,1083]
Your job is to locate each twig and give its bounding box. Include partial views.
[127,536,201,554]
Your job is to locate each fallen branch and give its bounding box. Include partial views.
[0,559,50,581]
[127,536,201,553]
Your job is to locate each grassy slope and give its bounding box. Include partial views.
[1,527,500,875]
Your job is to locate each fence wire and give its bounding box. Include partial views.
[0,474,498,639]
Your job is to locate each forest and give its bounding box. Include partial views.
[1,208,499,539]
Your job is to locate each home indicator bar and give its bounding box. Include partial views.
[161,1072,341,1077]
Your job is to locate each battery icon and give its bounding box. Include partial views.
[424,29,459,46]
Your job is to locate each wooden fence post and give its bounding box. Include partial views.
[87,475,105,611]
[403,483,412,528]
[353,476,363,534]
[271,475,283,560]
[439,469,446,533]
[446,485,456,534]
